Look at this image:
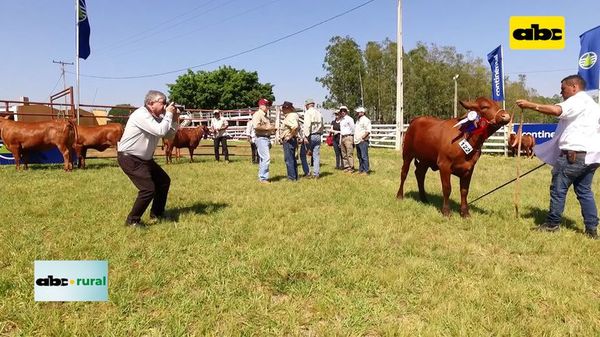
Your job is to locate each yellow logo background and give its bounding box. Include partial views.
[510,16,565,50]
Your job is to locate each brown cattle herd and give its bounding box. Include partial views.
[0,116,210,171]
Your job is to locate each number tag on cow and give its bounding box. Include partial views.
[459,139,473,154]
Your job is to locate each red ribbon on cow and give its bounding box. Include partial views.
[460,116,489,136]
[470,117,489,136]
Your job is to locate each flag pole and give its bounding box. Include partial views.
[75,0,80,125]
[395,0,404,151]
[501,45,508,156]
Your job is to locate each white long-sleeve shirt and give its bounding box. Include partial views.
[118,106,178,160]
[354,115,372,144]
[340,115,355,136]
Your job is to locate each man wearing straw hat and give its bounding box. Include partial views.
[301,98,324,179]
[252,98,276,183]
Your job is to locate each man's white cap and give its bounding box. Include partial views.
[338,105,348,111]
[355,107,366,113]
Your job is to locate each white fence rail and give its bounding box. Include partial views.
[219,123,510,155]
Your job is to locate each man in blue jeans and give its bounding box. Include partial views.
[279,101,299,180]
[301,98,324,179]
[252,98,276,183]
[354,107,372,175]
[517,74,600,239]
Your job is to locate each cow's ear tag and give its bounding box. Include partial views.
[459,139,473,154]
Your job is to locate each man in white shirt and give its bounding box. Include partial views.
[210,110,229,162]
[339,106,355,173]
[517,74,600,239]
[354,107,372,175]
[117,90,179,227]
[244,110,258,164]
[302,98,324,178]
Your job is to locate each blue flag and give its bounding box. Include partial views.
[487,45,504,101]
[578,25,600,90]
[78,0,90,60]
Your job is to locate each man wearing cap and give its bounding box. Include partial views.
[302,98,324,178]
[339,106,355,173]
[279,101,299,180]
[210,109,229,162]
[354,107,372,175]
[252,98,276,183]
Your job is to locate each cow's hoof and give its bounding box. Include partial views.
[460,211,471,218]
[396,192,404,200]
[441,209,451,217]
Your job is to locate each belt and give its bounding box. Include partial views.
[342,134,353,137]
[560,150,586,157]
[310,133,322,136]
[256,135,270,138]
[118,152,148,161]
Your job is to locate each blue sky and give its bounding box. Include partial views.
[1,0,599,108]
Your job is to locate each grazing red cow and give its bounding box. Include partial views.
[75,123,124,168]
[0,118,77,171]
[508,133,535,158]
[164,125,209,163]
[396,97,511,217]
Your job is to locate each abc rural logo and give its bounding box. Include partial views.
[510,16,565,50]
[35,275,107,286]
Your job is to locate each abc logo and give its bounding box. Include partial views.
[36,275,69,286]
[510,16,565,50]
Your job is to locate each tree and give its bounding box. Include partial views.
[319,37,559,124]
[316,36,364,110]
[167,66,275,109]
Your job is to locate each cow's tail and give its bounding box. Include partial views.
[67,119,79,165]
[67,119,79,146]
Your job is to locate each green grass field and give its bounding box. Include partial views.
[1,144,600,336]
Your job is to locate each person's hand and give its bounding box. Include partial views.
[166,102,176,113]
[303,137,308,144]
[516,99,531,109]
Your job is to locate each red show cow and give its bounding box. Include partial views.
[164,125,209,163]
[396,97,511,217]
[0,118,77,171]
[75,123,124,168]
[508,133,535,158]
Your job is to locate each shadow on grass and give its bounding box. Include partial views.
[405,191,488,215]
[170,201,229,220]
[522,206,580,232]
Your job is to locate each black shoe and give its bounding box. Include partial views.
[535,223,560,232]
[585,228,598,240]
[125,220,146,228]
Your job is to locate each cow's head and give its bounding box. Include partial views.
[459,97,511,126]
[201,125,210,139]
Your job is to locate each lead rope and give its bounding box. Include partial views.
[469,163,545,205]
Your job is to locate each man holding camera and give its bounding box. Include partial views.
[117,90,179,227]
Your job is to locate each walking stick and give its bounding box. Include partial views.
[514,108,525,218]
